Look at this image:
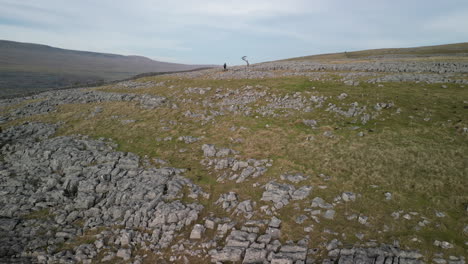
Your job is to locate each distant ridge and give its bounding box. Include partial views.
[0,40,213,96]
[282,42,468,61]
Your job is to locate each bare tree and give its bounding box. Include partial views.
[242,56,249,67]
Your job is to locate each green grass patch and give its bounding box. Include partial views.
[10,75,467,258]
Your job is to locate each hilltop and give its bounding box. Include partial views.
[0,43,467,264]
[282,42,468,61]
[0,40,211,97]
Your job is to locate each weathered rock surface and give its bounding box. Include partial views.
[0,122,204,263]
[261,181,312,209]
[201,144,272,183]
[0,88,168,123]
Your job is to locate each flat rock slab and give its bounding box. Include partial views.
[0,218,18,231]
[243,248,267,264]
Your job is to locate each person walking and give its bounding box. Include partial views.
[223,63,227,71]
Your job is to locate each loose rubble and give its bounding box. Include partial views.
[0,122,204,263]
[0,88,168,123]
[200,144,272,183]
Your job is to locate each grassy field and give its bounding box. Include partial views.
[5,74,467,261]
[282,42,468,62]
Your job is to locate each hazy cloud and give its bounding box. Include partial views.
[0,0,467,65]
[425,9,468,35]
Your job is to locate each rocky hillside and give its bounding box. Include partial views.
[0,48,467,263]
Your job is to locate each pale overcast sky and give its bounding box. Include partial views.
[1,0,467,65]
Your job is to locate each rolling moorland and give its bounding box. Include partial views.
[0,40,210,98]
[0,43,467,264]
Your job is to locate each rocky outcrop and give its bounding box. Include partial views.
[261,181,312,209]
[200,144,272,183]
[0,88,168,123]
[0,122,204,263]
[174,60,468,84]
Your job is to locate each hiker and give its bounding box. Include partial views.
[223,63,227,71]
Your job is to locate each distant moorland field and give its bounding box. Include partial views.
[0,40,211,97]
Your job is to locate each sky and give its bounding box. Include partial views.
[1,0,467,65]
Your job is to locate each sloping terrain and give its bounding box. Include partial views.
[284,42,468,61]
[0,45,467,264]
[0,40,211,97]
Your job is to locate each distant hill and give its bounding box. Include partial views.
[283,42,468,61]
[0,40,212,97]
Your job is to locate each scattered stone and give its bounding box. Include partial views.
[121,119,136,125]
[341,192,356,202]
[358,215,368,225]
[303,119,317,127]
[344,80,360,86]
[441,241,454,249]
[261,181,295,209]
[338,93,348,100]
[403,214,412,220]
[269,217,282,228]
[280,173,308,183]
[139,94,167,109]
[433,258,447,264]
[323,131,334,138]
[311,197,333,209]
[384,192,392,200]
[190,224,206,239]
[295,215,308,224]
[205,219,216,229]
[235,200,255,217]
[291,186,312,200]
[323,210,336,220]
[435,211,446,218]
[178,136,200,143]
[202,144,217,157]
[216,192,240,212]
[210,247,244,262]
[243,248,268,263]
[116,248,131,260]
